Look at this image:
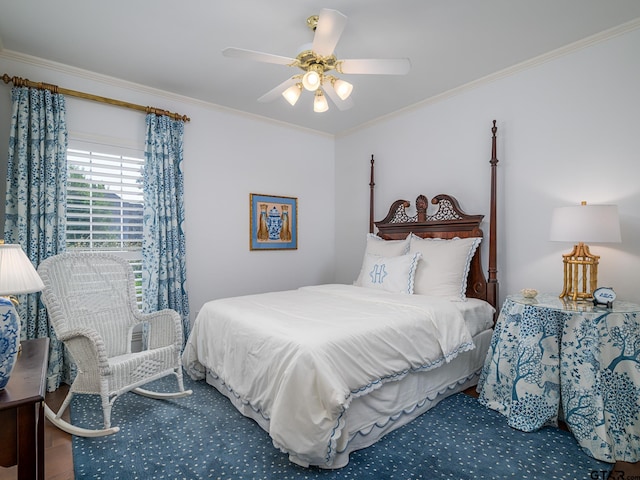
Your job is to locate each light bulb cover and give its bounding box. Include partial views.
[313,90,329,113]
[332,78,353,100]
[302,70,321,91]
[282,83,303,106]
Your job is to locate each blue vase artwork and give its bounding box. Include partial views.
[267,206,283,240]
[250,194,297,250]
[0,296,20,390]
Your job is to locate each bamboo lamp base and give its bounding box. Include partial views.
[559,242,599,301]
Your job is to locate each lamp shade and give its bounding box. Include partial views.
[282,83,302,106]
[332,78,353,100]
[0,244,45,295]
[313,89,329,113]
[302,70,321,91]
[549,203,621,243]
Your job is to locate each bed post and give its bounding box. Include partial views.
[369,154,375,234]
[488,120,499,309]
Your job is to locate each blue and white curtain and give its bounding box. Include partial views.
[142,113,190,342]
[3,86,70,391]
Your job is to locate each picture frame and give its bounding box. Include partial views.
[250,193,298,250]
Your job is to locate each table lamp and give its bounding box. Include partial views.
[549,202,621,301]
[0,244,45,389]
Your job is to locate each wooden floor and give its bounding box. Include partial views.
[0,385,637,480]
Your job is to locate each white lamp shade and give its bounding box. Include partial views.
[549,204,621,243]
[282,83,302,106]
[0,244,45,295]
[313,90,329,112]
[302,70,321,91]
[332,78,353,100]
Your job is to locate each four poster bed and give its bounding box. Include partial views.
[182,121,500,468]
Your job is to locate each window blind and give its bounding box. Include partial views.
[66,147,144,304]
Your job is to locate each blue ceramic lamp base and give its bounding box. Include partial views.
[0,296,21,389]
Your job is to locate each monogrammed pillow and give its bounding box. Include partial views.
[355,233,411,286]
[357,252,421,294]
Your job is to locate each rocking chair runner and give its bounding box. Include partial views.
[37,252,192,437]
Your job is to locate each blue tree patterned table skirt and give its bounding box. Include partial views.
[478,294,640,462]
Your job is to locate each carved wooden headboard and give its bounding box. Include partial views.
[369,121,499,309]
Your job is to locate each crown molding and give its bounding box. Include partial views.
[0,49,332,138]
[338,17,640,138]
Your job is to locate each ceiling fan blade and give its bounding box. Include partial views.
[312,9,348,57]
[257,77,299,103]
[338,58,411,75]
[322,85,354,111]
[222,47,295,66]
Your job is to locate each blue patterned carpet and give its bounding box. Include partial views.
[71,376,612,479]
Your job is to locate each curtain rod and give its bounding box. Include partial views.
[1,73,190,122]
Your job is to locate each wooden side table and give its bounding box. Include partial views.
[0,337,49,480]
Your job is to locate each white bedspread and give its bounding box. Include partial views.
[182,284,475,467]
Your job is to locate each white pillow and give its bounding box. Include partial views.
[363,233,410,256]
[358,252,421,294]
[409,236,481,300]
[355,233,411,285]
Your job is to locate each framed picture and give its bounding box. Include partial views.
[250,194,298,250]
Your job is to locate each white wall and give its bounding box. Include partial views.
[335,27,640,305]
[0,53,336,320]
[2,24,639,317]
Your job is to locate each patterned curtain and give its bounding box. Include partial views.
[142,113,190,343]
[3,86,70,391]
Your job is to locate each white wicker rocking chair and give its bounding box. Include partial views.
[37,252,192,437]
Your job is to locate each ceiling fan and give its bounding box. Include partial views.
[222,8,411,113]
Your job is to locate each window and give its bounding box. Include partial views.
[66,144,144,304]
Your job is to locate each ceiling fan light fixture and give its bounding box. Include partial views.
[332,78,353,100]
[313,89,329,113]
[225,9,411,114]
[282,83,303,106]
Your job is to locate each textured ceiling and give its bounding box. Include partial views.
[1,0,640,135]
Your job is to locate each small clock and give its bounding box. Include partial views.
[593,287,616,308]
